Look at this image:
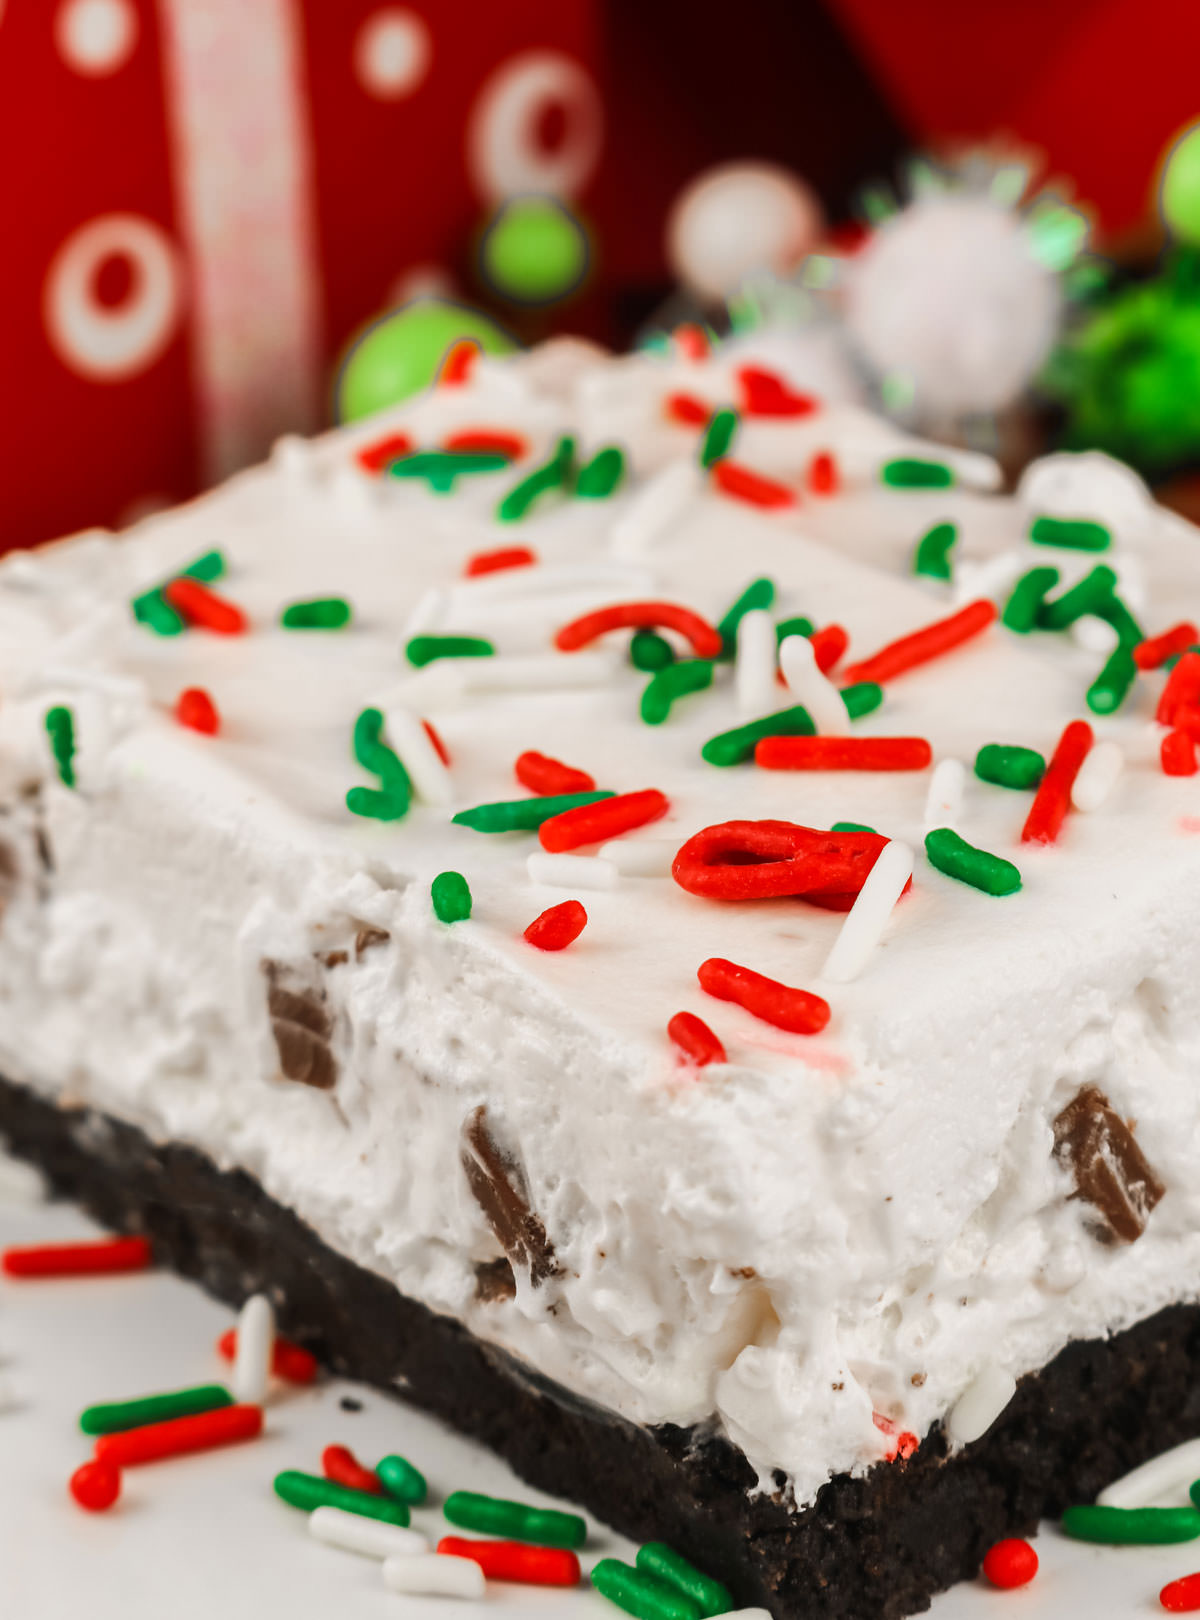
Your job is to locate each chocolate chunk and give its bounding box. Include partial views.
[1053,1085,1164,1243]
[320,950,349,969]
[461,1105,559,1286]
[474,1256,518,1303]
[0,839,18,916]
[265,965,337,1090]
[355,927,390,957]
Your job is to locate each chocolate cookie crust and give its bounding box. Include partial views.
[3,1072,1199,1620]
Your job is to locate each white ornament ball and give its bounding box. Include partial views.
[844,195,1060,418]
[667,163,824,303]
[1017,451,1154,548]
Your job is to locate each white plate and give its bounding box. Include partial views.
[0,1200,1186,1619]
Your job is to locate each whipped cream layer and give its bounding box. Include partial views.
[2,338,1200,1510]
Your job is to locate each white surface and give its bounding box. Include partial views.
[2,1199,1195,1618]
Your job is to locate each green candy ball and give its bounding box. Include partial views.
[1161,124,1200,244]
[335,299,515,422]
[479,196,589,305]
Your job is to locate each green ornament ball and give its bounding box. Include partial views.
[479,196,589,306]
[1161,123,1200,245]
[335,298,515,423]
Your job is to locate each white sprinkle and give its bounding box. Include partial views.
[736,610,778,717]
[1096,1437,1200,1508]
[458,652,618,693]
[599,838,674,876]
[458,561,655,603]
[381,706,452,807]
[720,1611,774,1620]
[923,759,965,834]
[778,633,845,732]
[527,852,618,890]
[308,1506,430,1560]
[402,587,449,640]
[0,1153,47,1206]
[1071,740,1124,812]
[382,1553,485,1599]
[946,1362,1016,1445]
[611,461,699,556]
[232,1294,274,1405]
[821,840,913,983]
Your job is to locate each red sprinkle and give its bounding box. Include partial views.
[2,1235,152,1278]
[439,340,478,386]
[464,545,537,578]
[981,1538,1039,1590]
[438,1537,581,1587]
[95,1403,262,1466]
[539,788,669,852]
[808,450,840,495]
[673,323,709,362]
[667,1012,726,1068]
[555,601,721,659]
[524,900,588,951]
[736,365,818,418]
[216,1327,318,1384]
[1021,720,1094,844]
[356,431,413,475]
[69,1459,121,1513]
[809,623,848,673]
[664,391,712,427]
[175,686,219,735]
[1163,728,1199,776]
[756,736,932,772]
[698,957,830,1035]
[711,460,797,509]
[322,1443,381,1495]
[422,719,451,767]
[1134,622,1198,671]
[872,1412,918,1461]
[515,750,596,796]
[164,577,247,636]
[842,599,997,686]
[1161,1571,1200,1612]
[1158,650,1200,725]
[1173,705,1200,742]
[672,820,898,910]
[443,428,527,459]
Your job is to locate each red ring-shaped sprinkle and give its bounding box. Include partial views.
[755,736,932,772]
[554,602,722,659]
[841,599,997,686]
[524,900,588,951]
[1021,719,1093,843]
[667,1012,726,1067]
[672,820,895,910]
[698,957,830,1035]
[539,789,669,852]
[516,750,596,796]
[981,1538,1038,1590]
[322,1443,382,1495]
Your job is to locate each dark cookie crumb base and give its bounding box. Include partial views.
[4,1075,1200,1620]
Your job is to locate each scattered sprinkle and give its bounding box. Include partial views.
[735,609,779,716]
[922,758,966,833]
[592,1558,701,1620]
[1158,650,1200,726]
[1030,515,1111,551]
[1099,1438,1200,1509]
[443,1489,587,1548]
[1135,622,1198,670]
[774,614,815,645]
[576,446,625,499]
[516,750,596,796]
[377,1452,428,1505]
[946,1362,1016,1442]
[1037,565,1117,632]
[756,736,932,771]
[717,577,776,658]
[673,323,710,362]
[711,460,796,508]
[842,599,997,686]
[1021,720,1093,844]
[308,1505,428,1559]
[667,1012,726,1067]
[163,576,248,635]
[702,706,815,767]
[1002,565,1060,632]
[673,821,889,906]
[736,365,817,419]
[1161,1572,1200,1612]
[556,600,722,659]
[176,687,219,735]
[443,428,526,459]
[821,840,914,983]
[925,828,1021,896]
[630,629,676,670]
[96,1403,263,1466]
[809,623,849,673]
[524,899,589,950]
[808,451,839,495]
[432,871,472,922]
[355,431,413,474]
[438,1536,581,1586]
[381,706,453,805]
[641,660,714,724]
[281,597,352,629]
[44,704,76,786]
[464,547,537,582]
[454,790,613,834]
[438,340,478,386]
[1163,729,1198,776]
[699,407,739,468]
[880,457,954,489]
[348,707,411,821]
[665,392,712,427]
[69,1459,121,1513]
[405,634,495,668]
[636,1542,733,1617]
[1061,1505,1200,1545]
[323,1443,382,1495]
[974,743,1046,791]
[698,957,830,1035]
[981,1539,1038,1590]
[3,1235,151,1277]
[131,549,225,635]
[778,634,847,733]
[274,1469,411,1526]
[80,1383,233,1436]
[912,521,957,581]
[383,1553,484,1599]
[539,788,669,852]
[1087,643,1138,714]
[216,1328,317,1384]
[497,435,576,521]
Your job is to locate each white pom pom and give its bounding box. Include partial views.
[667,163,823,303]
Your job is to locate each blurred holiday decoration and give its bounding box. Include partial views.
[1044,120,1200,480]
[477,195,591,306]
[666,162,825,305]
[335,298,514,422]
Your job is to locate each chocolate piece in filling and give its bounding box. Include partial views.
[1053,1084,1164,1243]
[461,1105,559,1286]
[0,839,18,917]
[264,964,337,1091]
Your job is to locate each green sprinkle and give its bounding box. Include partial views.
[635,1545,731,1618]
[1062,1504,1200,1545]
[925,828,1021,896]
[575,445,625,498]
[592,1559,701,1620]
[497,435,576,521]
[716,577,776,658]
[81,1384,233,1435]
[630,629,676,671]
[974,743,1046,790]
[453,790,613,833]
[842,681,883,720]
[390,449,510,493]
[881,457,954,489]
[699,408,738,469]
[1037,565,1118,631]
[1087,644,1138,714]
[443,1489,586,1549]
[131,549,225,634]
[274,1470,411,1526]
[1002,565,1060,632]
[431,871,472,923]
[702,705,815,767]
[44,705,75,788]
[345,786,408,821]
[1029,515,1112,551]
[281,597,352,630]
[831,820,876,834]
[774,615,815,644]
[913,520,958,581]
[376,1453,428,1505]
[640,660,713,724]
[1095,592,1145,649]
[349,708,411,821]
[405,634,495,668]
